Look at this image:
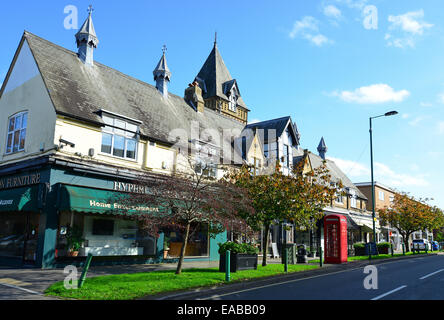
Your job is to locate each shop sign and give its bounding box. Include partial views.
[89,200,159,212]
[0,173,41,190]
[113,181,148,194]
[0,200,13,206]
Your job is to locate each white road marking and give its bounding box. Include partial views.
[371,285,407,300]
[0,282,42,295]
[419,269,444,280]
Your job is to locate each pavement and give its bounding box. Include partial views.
[0,253,440,300]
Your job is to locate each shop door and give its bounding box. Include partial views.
[23,214,39,264]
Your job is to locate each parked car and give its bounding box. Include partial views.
[411,239,430,251]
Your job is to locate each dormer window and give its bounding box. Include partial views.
[100,114,140,160]
[228,89,238,112]
[6,112,28,154]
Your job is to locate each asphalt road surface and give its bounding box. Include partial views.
[203,255,444,300]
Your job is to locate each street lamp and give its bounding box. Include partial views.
[369,110,398,259]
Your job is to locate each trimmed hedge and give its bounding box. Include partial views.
[353,242,365,249]
[377,242,391,249]
[218,242,259,255]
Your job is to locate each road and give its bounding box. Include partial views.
[202,255,444,300]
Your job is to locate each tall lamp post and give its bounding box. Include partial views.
[369,111,398,259]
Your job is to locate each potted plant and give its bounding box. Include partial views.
[377,242,391,254]
[218,241,259,272]
[353,242,366,256]
[66,226,85,257]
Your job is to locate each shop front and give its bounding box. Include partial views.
[50,183,222,267]
[53,184,162,266]
[0,183,43,266]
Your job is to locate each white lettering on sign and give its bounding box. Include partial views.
[113,182,148,194]
[89,200,159,212]
[0,173,41,190]
[0,200,13,206]
[89,200,111,209]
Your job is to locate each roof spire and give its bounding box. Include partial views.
[214,32,217,47]
[317,137,328,160]
[153,45,171,98]
[75,5,99,65]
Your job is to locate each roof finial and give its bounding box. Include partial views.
[214,32,217,47]
[162,44,167,54]
[87,4,94,14]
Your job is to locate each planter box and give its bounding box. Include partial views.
[219,253,258,273]
[354,247,366,256]
[377,247,389,254]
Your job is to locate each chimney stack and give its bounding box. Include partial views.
[185,81,205,113]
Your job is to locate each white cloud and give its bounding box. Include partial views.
[328,156,429,188]
[333,84,410,104]
[388,10,433,35]
[289,16,332,46]
[248,118,262,125]
[420,102,433,107]
[334,0,368,10]
[437,93,444,104]
[438,121,444,134]
[324,5,342,19]
[386,10,433,48]
[401,113,409,119]
[327,156,370,177]
[374,162,429,188]
[408,116,425,127]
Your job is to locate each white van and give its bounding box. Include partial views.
[412,239,430,251]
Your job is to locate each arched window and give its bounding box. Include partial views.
[6,111,28,154]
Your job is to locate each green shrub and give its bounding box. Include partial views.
[218,242,259,255]
[377,242,391,249]
[353,243,365,249]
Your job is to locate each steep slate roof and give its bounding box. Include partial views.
[245,116,300,146]
[195,44,247,109]
[295,150,367,200]
[23,31,245,146]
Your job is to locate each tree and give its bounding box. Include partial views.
[115,159,254,275]
[288,158,341,233]
[226,159,340,266]
[226,162,296,266]
[378,193,444,251]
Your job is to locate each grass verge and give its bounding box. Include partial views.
[45,264,318,300]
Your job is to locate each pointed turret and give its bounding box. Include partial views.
[317,137,328,160]
[75,6,99,66]
[153,46,171,98]
[192,35,249,123]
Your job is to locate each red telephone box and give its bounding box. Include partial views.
[324,214,347,264]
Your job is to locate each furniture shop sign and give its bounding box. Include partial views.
[0,173,41,190]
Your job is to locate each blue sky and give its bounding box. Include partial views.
[1,0,443,208]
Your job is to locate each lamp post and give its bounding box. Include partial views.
[369,111,398,259]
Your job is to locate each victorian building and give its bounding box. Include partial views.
[0,11,252,268]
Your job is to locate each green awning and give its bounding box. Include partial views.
[58,185,162,216]
[0,186,40,212]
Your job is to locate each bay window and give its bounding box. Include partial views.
[101,114,139,160]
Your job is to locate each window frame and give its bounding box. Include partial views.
[5,111,28,155]
[100,114,140,161]
[379,191,385,201]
